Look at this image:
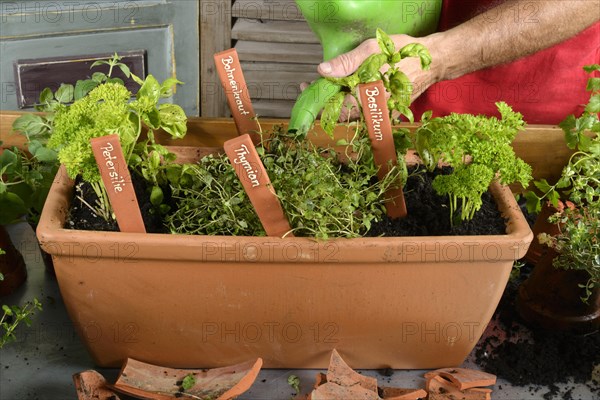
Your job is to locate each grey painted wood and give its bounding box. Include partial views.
[0,0,199,115]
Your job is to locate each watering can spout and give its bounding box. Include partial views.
[288,0,442,135]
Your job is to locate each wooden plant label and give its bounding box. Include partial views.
[224,134,293,237]
[357,81,407,218]
[214,48,260,144]
[90,135,146,233]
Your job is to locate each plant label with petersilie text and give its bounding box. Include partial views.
[90,134,146,233]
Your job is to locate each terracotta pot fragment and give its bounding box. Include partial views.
[379,387,428,400]
[73,370,120,400]
[311,382,380,400]
[427,375,492,400]
[112,358,262,400]
[423,367,496,390]
[326,349,378,393]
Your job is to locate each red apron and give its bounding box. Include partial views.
[411,0,600,124]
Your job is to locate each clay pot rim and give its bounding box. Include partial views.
[36,148,533,264]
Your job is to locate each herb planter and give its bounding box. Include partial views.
[518,203,600,333]
[35,119,534,369]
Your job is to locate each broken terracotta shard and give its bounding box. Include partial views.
[73,370,120,400]
[427,375,492,400]
[424,367,497,390]
[112,358,262,400]
[379,387,428,400]
[326,349,378,393]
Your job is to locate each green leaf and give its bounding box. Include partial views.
[39,87,54,104]
[137,75,161,104]
[130,73,144,86]
[586,77,600,92]
[74,79,99,100]
[0,192,29,225]
[118,63,131,78]
[585,94,600,113]
[399,43,432,70]
[150,186,164,206]
[32,147,58,163]
[160,78,184,98]
[0,149,17,171]
[583,64,600,73]
[181,373,196,391]
[55,84,74,103]
[12,114,46,136]
[106,77,124,86]
[158,104,188,138]
[90,60,108,69]
[376,28,396,57]
[320,92,345,139]
[533,178,552,194]
[287,375,301,395]
[92,72,107,83]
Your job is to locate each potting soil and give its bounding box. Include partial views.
[368,166,507,237]
[475,267,600,400]
[67,172,168,233]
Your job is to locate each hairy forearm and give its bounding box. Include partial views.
[430,0,600,82]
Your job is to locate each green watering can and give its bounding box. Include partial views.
[288,0,442,134]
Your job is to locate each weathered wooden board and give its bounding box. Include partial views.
[232,19,319,43]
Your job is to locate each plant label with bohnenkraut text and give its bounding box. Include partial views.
[214,48,260,144]
[90,134,146,233]
[358,80,407,218]
[224,134,293,237]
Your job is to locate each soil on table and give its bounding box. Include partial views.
[475,265,600,400]
[66,172,168,233]
[367,165,507,237]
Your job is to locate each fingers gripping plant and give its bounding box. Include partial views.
[47,54,187,221]
[290,29,431,137]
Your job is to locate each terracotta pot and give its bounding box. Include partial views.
[0,225,27,297]
[517,249,600,333]
[36,148,533,369]
[523,202,560,265]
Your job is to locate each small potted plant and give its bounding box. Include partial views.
[518,65,600,333]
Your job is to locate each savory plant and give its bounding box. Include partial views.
[415,102,532,222]
[167,126,401,239]
[46,54,187,222]
[528,64,600,302]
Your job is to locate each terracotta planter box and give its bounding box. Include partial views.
[31,118,540,369]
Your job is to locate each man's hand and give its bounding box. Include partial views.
[318,34,443,103]
[309,0,599,117]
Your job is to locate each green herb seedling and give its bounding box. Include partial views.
[0,293,42,349]
[288,374,301,396]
